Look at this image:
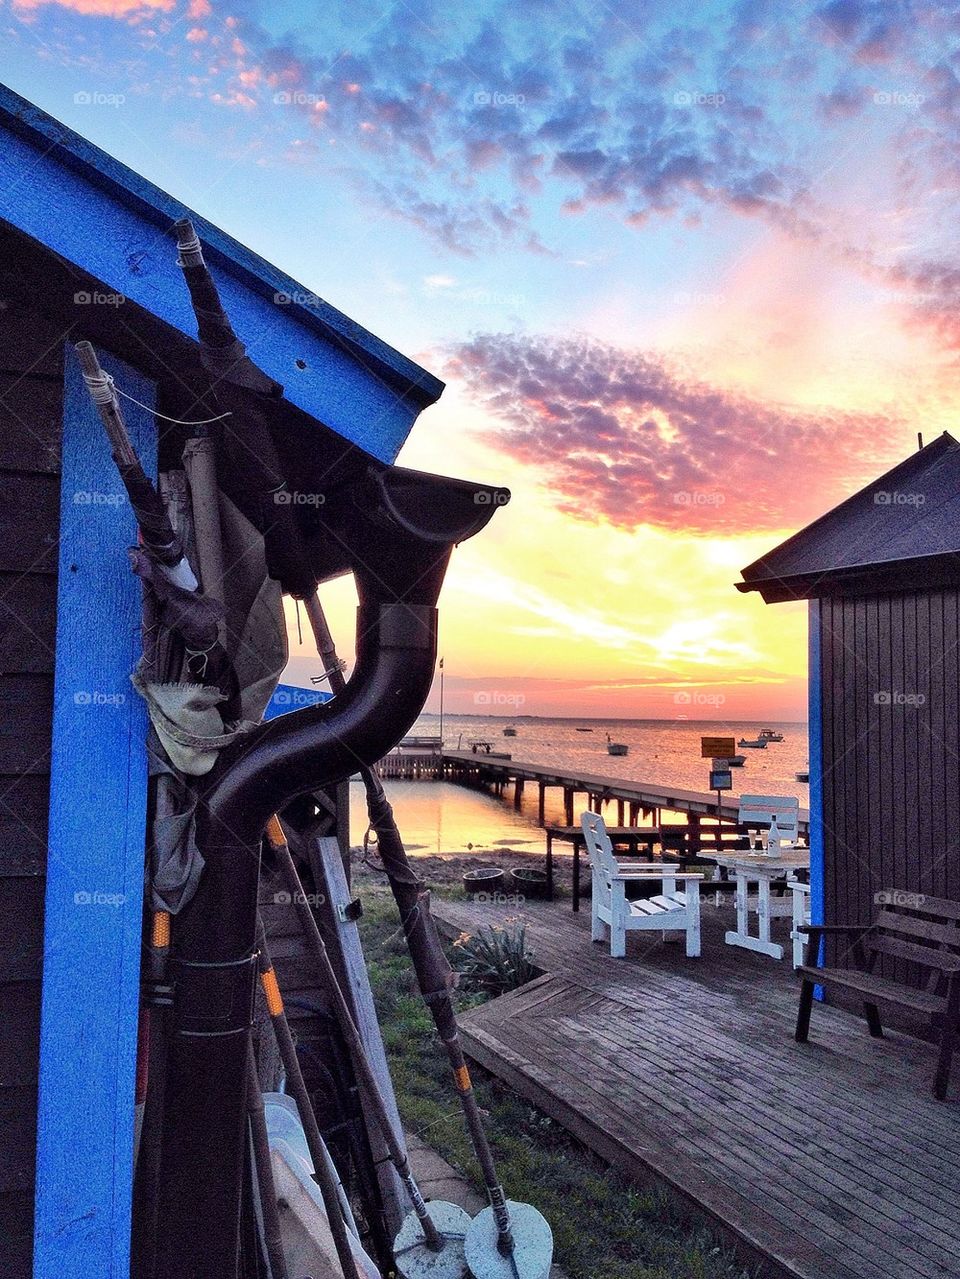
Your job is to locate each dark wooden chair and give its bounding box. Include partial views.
[795,890,960,1099]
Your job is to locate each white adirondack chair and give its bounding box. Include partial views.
[580,812,702,958]
[737,794,800,846]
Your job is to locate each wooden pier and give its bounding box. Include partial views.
[438,750,810,838]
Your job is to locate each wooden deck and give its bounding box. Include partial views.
[432,895,960,1279]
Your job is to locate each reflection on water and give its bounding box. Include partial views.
[348,780,551,856]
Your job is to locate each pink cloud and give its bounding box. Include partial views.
[452,335,907,535]
[12,0,173,12]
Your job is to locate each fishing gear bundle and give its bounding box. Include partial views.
[77,216,551,1279]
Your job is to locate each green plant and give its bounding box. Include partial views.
[451,922,538,995]
[359,891,760,1279]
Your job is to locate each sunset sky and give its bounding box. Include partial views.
[3,0,959,720]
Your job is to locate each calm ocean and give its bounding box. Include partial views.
[349,715,809,856]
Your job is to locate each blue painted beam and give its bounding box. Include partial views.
[34,348,156,1279]
[0,84,443,464]
[808,598,826,988]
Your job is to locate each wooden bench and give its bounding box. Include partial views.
[795,890,960,1099]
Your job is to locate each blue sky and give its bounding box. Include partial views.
[3,1,959,717]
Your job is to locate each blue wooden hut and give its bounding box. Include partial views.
[738,432,960,951]
[0,84,444,1279]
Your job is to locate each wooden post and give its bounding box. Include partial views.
[689,812,701,856]
[538,781,546,826]
[617,798,625,825]
[564,787,574,826]
[629,801,640,825]
[35,349,156,1279]
[514,778,524,810]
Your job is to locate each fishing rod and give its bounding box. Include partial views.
[253,917,365,1279]
[300,595,524,1262]
[245,1038,290,1279]
[263,818,470,1277]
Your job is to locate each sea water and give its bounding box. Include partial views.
[349,716,809,856]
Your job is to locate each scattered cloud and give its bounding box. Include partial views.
[451,333,905,534]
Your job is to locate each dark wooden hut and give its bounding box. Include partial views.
[0,84,443,1279]
[738,431,960,948]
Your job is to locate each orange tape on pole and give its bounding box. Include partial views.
[151,911,171,949]
[260,967,284,1018]
[454,1065,472,1093]
[265,814,286,851]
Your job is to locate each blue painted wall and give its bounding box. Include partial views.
[807,598,824,931]
[0,86,442,465]
[34,349,156,1279]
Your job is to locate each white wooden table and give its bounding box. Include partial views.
[709,849,811,960]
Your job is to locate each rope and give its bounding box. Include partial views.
[81,368,117,407]
[176,227,204,267]
[84,370,232,425]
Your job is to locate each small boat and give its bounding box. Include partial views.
[503,727,518,737]
[606,734,628,756]
[715,754,746,768]
[759,728,784,743]
[575,727,593,733]
[738,737,768,749]
[796,768,810,783]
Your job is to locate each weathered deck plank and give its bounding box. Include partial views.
[433,896,960,1279]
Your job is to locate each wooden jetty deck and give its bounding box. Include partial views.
[439,750,810,835]
[432,896,960,1279]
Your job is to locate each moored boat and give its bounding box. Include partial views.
[606,733,629,756]
[738,737,768,749]
[759,728,784,742]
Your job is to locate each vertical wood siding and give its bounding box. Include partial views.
[819,591,960,964]
[0,306,63,1279]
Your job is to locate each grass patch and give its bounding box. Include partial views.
[360,889,760,1279]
